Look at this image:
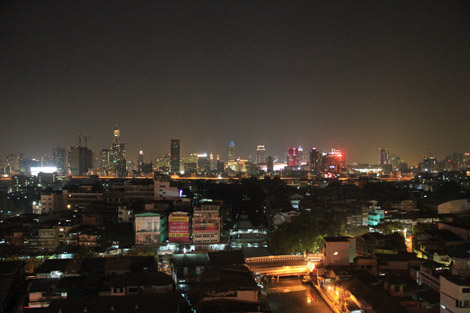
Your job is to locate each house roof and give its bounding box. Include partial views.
[0,260,24,276]
[29,279,57,292]
[109,272,174,288]
[208,250,245,266]
[45,292,186,313]
[324,236,352,242]
[173,253,210,267]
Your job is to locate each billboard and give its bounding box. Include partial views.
[193,219,219,233]
[135,214,161,245]
[168,215,190,243]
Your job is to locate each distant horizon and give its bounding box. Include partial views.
[2,126,468,167]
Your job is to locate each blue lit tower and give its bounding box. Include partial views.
[228,141,236,161]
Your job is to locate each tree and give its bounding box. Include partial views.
[126,247,157,257]
[268,209,349,255]
[74,246,97,259]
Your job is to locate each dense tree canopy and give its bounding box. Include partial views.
[268,208,349,255]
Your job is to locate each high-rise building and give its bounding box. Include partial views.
[309,148,320,172]
[298,146,305,165]
[100,149,111,170]
[286,147,299,168]
[228,141,236,161]
[256,145,266,164]
[379,148,390,166]
[266,156,274,172]
[53,147,66,175]
[68,146,92,176]
[171,139,180,173]
[326,149,344,173]
[110,124,127,177]
[137,150,145,172]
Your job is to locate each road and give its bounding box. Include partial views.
[266,277,334,313]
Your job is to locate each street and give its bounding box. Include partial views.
[267,277,334,313]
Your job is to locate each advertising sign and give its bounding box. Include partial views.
[193,221,219,233]
[168,215,190,243]
[135,214,161,245]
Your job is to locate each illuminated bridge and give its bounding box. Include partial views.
[246,254,322,281]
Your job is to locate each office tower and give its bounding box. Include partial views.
[326,149,344,173]
[53,147,66,175]
[171,139,180,173]
[310,148,320,172]
[110,124,127,177]
[297,146,304,165]
[100,149,111,170]
[228,141,236,161]
[68,146,92,176]
[286,147,299,168]
[379,148,390,165]
[138,150,145,172]
[256,145,266,164]
[266,156,274,172]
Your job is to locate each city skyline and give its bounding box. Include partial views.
[1,124,468,167]
[1,2,469,165]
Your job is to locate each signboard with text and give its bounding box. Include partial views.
[168,215,190,243]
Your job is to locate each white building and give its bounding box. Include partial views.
[440,275,470,312]
[322,236,356,266]
[154,181,180,200]
[38,193,63,214]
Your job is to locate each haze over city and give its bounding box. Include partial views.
[1,1,469,165]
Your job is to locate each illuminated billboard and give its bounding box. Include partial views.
[135,213,163,245]
[168,215,190,243]
[193,216,219,233]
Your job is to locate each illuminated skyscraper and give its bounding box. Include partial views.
[138,150,144,172]
[100,149,111,170]
[379,148,390,165]
[53,147,66,175]
[171,139,180,173]
[286,147,299,168]
[228,141,236,161]
[309,147,320,172]
[298,146,306,165]
[110,124,127,177]
[326,149,344,173]
[256,145,265,164]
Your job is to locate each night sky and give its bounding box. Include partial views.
[1,1,469,165]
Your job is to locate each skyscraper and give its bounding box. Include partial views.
[69,146,92,176]
[298,146,305,165]
[256,145,265,164]
[379,148,390,165]
[228,141,236,161]
[286,147,299,168]
[266,156,274,172]
[53,147,66,175]
[100,149,111,170]
[171,139,180,173]
[110,124,127,177]
[309,147,320,172]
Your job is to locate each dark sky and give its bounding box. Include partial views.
[1,1,469,165]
